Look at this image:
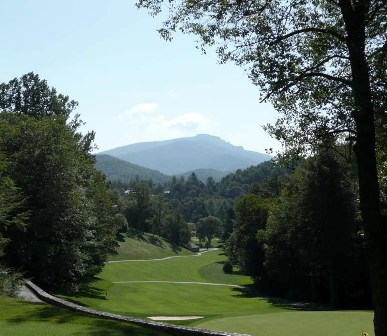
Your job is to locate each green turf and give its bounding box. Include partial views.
[195,311,374,336]
[109,233,194,261]
[103,250,249,285]
[63,247,375,336]
[0,295,169,336]
[70,250,257,317]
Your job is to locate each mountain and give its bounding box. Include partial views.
[95,154,170,184]
[99,134,271,175]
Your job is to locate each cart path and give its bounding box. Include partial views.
[108,248,219,263]
[112,280,244,288]
[17,284,44,303]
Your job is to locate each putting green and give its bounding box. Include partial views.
[195,311,374,336]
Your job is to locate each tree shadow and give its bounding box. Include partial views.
[147,235,164,248]
[56,279,107,302]
[230,285,332,311]
[6,302,167,336]
[170,244,183,253]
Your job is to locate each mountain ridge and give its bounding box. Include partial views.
[99,134,271,176]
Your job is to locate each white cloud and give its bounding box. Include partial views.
[119,104,213,142]
[126,102,158,115]
[166,113,210,129]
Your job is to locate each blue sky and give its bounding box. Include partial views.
[0,0,280,154]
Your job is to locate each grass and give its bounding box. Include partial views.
[65,246,375,336]
[195,311,375,336]
[109,233,193,261]
[0,295,169,336]
[191,237,221,248]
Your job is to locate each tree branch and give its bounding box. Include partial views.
[271,27,346,44]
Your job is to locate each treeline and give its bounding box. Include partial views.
[0,73,120,292]
[225,148,371,307]
[108,161,279,248]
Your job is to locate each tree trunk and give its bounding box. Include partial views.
[340,2,387,334]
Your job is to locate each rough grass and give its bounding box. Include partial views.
[109,233,193,261]
[0,295,169,336]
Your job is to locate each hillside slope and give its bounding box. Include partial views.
[95,154,170,184]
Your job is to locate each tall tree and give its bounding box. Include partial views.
[196,215,222,249]
[0,74,119,290]
[227,194,267,277]
[0,154,27,296]
[135,2,387,334]
[0,113,118,290]
[262,151,363,305]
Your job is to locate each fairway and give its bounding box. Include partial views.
[66,249,374,336]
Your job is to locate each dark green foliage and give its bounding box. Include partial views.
[196,216,222,249]
[0,154,27,296]
[261,151,368,306]
[0,72,77,119]
[223,260,233,274]
[0,74,119,291]
[226,194,268,277]
[218,161,281,199]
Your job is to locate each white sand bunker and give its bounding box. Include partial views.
[148,316,204,321]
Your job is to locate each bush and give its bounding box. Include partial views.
[223,260,233,274]
[0,266,24,296]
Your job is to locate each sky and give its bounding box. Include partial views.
[0,0,280,154]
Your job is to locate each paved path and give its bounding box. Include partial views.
[108,248,219,263]
[112,280,244,288]
[17,284,44,303]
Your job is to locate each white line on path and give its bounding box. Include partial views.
[112,280,244,288]
[108,248,219,263]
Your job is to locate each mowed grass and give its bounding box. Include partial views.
[195,311,375,336]
[70,250,261,317]
[109,233,194,261]
[0,295,169,336]
[65,244,374,336]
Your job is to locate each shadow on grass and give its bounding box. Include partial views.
[55,279,107,303]
[230,285,332,312]
[147,235,164,248]
[170,244,183,253]
[6,303,167,336]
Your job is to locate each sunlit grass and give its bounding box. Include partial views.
[195,311,374,336]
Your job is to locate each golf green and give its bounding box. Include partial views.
[195,311,374,336]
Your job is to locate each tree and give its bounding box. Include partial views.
[164,209,191,245]
[0,74,119,290]
[196,216,222,249]
[0,154,27,296]
[262,150,365,305]
[135,2,387,334]
[147,194,168,236]
[227,194,267,277]
[124,182,153,232]
[0,113,119,290]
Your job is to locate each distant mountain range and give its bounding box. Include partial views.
[98,134,271,178]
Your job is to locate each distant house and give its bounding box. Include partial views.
[185,242,200,252]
